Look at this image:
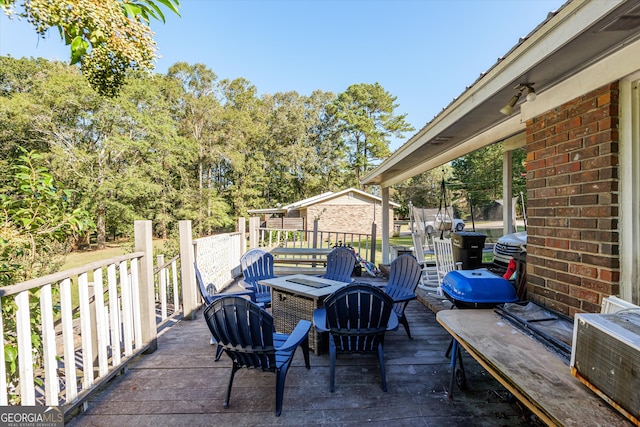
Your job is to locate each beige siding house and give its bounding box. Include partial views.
[248,188,399,237]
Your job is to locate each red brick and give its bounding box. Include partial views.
[571,170,599,183]
[570,287,600,304]
[569,240,599,253]
[546,197,568,207]
[570,194,598,205]
[569,264,598,278]
[546,153,569,167]
[546,238,569,250]
[599,269,620,282]
[556,162,581,174]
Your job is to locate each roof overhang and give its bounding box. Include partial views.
[362,0,640,187]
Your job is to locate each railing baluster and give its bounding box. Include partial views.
[93,268,109,377]
[60,278,77,403]
[78,272,94,391]
[107,264,121,366]
[158,255,167,320]
[130,259,143,350]
[15,290,35,405]
[120,261,133,357]
[171,260,179,315]
[40,284,59,405]
[0,297,7,405]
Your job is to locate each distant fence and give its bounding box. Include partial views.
[253,218,376,262]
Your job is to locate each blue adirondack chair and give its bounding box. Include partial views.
[384,254,422,339]
[194,264,253,361]
[322,246,356,283]
[240,248,275,306]
[203,296,311,416]
[313,283,398,392]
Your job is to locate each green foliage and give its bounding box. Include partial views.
[392,167,453,218]
[329,83,414,185]
[1,0,181,97]
[449,144,527,219]
[0,56,416,247]
[0,149,94,285]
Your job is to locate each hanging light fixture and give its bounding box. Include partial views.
[499,87,524,116]
[499,83,536,116]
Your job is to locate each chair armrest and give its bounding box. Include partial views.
[312,308,329,332]
[276,319,312,353]
[386,311,399,331]
[239,279,255,290]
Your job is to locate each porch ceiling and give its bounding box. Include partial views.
[362,0,640,187]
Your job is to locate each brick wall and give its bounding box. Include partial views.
[525,82,620,316]
[307,204,393,237]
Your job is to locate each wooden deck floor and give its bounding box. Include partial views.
[66,287,539,426]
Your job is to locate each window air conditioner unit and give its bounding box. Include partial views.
[570,311,640,425]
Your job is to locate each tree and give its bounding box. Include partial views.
[450,144,527,218]
[0,0,180,97]
[329,83,414,187]
[392,167,453,219]
[0,149,93,285]
[217,77,268,217]
[166,62,233,235]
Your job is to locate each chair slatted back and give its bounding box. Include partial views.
[241,249,275,302]
[324,246,356,282]
[386,254,421,311]
[432,236,457,284]
[324,283,394,352]
[195,263,216,305]
[204,296,277,371]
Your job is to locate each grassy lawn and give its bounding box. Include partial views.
[61,240,167,272]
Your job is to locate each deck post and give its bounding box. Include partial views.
[249,216,260,249]
[312,219,319,248]
[238,217,247,255]
[179,220,198,320]
[134,220,157,353]
[381,186,390,264]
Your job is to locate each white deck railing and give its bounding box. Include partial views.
[0,252,148,407]
[0,221,184,413]
[255,226,375,261]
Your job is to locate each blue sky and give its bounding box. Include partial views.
[0,0,565,150]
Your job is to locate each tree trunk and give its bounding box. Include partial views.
[96,202,106,249]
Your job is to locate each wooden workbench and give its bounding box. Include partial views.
[436,309,631,427]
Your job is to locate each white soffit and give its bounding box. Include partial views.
[379,116,524,187]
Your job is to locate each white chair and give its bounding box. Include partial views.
[432,235,461,292]
[412,232,439,290]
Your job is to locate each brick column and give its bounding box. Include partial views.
[525,82,620,316]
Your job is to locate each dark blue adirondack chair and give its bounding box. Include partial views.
[240,248,275,306]
[322,246,356,283]
[195,264,254,361]
[384,254,422,339]
[203,296,311,416]
[313,283,398,392]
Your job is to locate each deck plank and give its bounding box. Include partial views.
[66,289,543,426]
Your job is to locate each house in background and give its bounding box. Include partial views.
[362,0,640,315]
[248,188,399,237]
